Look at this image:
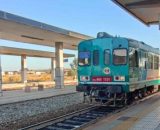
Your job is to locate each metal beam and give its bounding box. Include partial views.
[126,0,160,9]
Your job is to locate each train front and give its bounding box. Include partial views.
[76,32,129,105]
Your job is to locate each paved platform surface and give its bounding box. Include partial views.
[0,86,76,105]
[84,92,160,130]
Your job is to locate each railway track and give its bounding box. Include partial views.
[20,92,159,130]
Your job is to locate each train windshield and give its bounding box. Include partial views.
[113,49,127,65]
[78,51,90,66]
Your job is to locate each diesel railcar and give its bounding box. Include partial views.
[76,32,160,105]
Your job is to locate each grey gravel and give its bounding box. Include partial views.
[0,92,85,130]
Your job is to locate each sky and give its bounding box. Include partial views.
[0,0,160,71]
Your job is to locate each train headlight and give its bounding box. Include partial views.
[114,76,125,81]
[80,76,90,81]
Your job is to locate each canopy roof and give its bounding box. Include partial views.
[0,10,92,50]
[113,0,160,25]
[0,46,74,58]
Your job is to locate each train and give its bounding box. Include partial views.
[76,32,160,106]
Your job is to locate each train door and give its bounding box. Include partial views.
[129,47,139,81]
[139,50,147,81]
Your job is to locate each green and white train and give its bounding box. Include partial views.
[76,32,160,105]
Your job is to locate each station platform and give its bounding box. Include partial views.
[0,85,76,105]
[84,92,160,130]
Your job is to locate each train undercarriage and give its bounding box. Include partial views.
[79,85,160,107]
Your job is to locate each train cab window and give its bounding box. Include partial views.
[78,51,90,66]
[104,49,110,65]
[113,49,127,65]
[154,56,159,70]
[93,50,99,66]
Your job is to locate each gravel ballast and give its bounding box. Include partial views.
[0,92,86,130]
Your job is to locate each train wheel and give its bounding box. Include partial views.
[138,93,142,99]
[142,88,147,97]
[158,85,160,91]
[126,93,133,105]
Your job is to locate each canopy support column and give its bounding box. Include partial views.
[21,55,27,84]
[0,55,2,96]
[55,42,64,89]
[159,14,160,30]
[51,57,56,81]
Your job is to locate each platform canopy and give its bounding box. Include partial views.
[0,46,74,58]
[0,10,92,50]
[112,0,160,26]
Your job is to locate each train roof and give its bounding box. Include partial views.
[128,38,159,55]
[80,32,160,55]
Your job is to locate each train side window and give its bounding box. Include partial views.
[104,49,110,65]
[135,50,138,67]
[154,56,159,70]
[145,61,147,69]
[145,53,148,69]
[129,47,138,67]
[148,54,153,69]
[93,50,99,66]
[142,51,146,68]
